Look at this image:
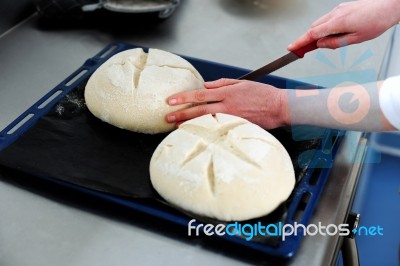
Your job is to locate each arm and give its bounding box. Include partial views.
[285,81,396,131]
[288,0,400,50]
[166,78,397,132]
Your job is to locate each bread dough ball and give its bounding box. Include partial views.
[150,113,295,221]
[84,48,205,134]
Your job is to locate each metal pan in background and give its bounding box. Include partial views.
[35,0,181,21]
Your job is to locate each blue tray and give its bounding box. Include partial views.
[0,42,344,258]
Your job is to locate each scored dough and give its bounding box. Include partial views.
[150,113,295,221]
[84,48,205,134]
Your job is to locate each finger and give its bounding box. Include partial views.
[317,33,357,49]
[312,2,351,27]
[205,78,241,89]
[311,11,333,27]
[167,87,226,106]
[287,29,317,51]
[166,102,226,123]
[288,20,344,51]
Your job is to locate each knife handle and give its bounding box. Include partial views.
[292,40,318,58]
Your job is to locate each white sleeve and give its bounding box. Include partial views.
[379,75,400,130]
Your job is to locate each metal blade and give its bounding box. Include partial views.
[238,52,300,81]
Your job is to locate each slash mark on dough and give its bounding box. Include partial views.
[181,141,208,166]
[207,156,216,195]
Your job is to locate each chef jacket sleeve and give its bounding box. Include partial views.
[379,75,400,130]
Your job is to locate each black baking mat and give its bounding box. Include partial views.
[0,78,317,249]
[0,78,319,199]
[0,43,343,257]
[0,80,167,198]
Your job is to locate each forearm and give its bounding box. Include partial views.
[280,81,396,131]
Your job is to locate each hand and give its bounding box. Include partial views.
[288,0,400,50]
[165,78,289,130]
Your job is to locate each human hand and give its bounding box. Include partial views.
[288,0,400,50]
[165,78,289,130]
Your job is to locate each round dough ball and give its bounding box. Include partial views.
[150,113,295,221]
[84,48,205,134]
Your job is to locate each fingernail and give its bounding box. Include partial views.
[167,115,176,122]
[287,43,293,49]
[169,98,177,105]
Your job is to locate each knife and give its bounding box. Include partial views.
[238,40,318,81]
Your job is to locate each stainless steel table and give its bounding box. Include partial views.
[0,1,393,265]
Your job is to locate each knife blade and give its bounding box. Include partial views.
[238,40,318,81]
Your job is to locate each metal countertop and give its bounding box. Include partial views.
[0,1,393,265]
